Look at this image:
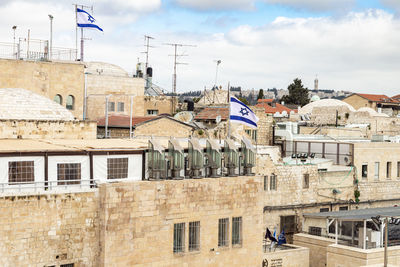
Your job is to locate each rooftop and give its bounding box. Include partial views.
[0,88,75,121]
[355,93,399,104]
[194,107,229,121]
[97,115,156,128]
[304,206,400,220]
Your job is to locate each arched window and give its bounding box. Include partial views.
[53,94,62,105]
[66,95,75,110]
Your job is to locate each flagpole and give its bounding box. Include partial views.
[75,4,78,60]
[227,82,231,139]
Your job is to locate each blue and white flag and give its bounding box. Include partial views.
[230,96,259,128]
[278,229,287,245]
[76,8,103,32]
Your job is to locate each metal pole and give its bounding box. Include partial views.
[48,14,53,60]
[227,82,231,138]
[384,217,388,267]
[335,219,338,244]
[83,73,87,120]
[105,95,109,138]
[363,220,367,249]
[12,26,16,58]
[129,96,133,139]
[75,4,78,60]
[27,29,30,59]
[80,28,84,61]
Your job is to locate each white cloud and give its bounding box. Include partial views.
[174,0,255,11]
[380,0,400,13]
[264,0,356,12]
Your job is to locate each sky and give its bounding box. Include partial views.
[1,0,400,95]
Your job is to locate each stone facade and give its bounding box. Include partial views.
[134,117,196,138]
[0,119,97,139]
[343,94,376,111]
[0,192,99,267]
[0,59,84,119]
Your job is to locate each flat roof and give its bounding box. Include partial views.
[304,206,400,220]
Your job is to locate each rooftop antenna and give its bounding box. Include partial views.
[142,35,154,71]
[213,60,222,104]
[164,42,196,113]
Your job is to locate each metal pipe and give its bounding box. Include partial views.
[48,14,53,60]
[130,95,133,138]
[363,220,367,249]
[83,72,87,119]
[335,219,338,244]
[105,95,110,138]
[384,217,388,267]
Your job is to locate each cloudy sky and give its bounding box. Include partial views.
[1,0,400,95]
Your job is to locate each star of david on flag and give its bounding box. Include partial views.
[230,96,259,128]
[76,8,103,32]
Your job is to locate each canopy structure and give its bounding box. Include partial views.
[304,206,400,250]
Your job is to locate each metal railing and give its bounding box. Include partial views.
[0,39,77,61]
[0,179,98,194]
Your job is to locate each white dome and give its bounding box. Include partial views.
[310,95,320,102]
[357,107,389,117]
[299,99,355,115]
[85,61,129,77]
[0,88,75,121]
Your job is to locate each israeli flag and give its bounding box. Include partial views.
[76,8,103,32]
[230,96,259,128]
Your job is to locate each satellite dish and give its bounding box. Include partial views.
[216,115,221,124]
[174,111,194,123]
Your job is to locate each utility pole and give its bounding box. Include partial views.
[143,35,154,71]
[12,26,17,59]
[164,42,196,114]
[48,14,53,60]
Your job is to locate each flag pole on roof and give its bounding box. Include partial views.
[74,4,103,61]
[227,82,231,138]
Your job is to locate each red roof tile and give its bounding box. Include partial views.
[194,107,229,121]
[257,99,274,103]
[392,94,400,100]
[255,102,295,114]
[97,115,157,127]
[357,93,399,103]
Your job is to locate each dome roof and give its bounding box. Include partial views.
[85,61,129,77]
[357,107,389,117]
[0,88,75,121]
[299,99,355,115]
[310,95,320,102]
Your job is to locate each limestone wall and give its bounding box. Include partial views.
[263,244,309,267]
[134,117,195,138]
[294,234,335,267]
[0,192,99,267]
[0,59,84,119]
[98,177,264,267]
[0,119,97,139]
[343,94,374,110]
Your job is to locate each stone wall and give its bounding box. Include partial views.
[263,244,309,267]
[0,192,99,266]
[98,177,264,267]
[294,234,335,267]
[0,119,97,139]
[0,59,84,119]
[343,94,374,110]
[134,117,195,138]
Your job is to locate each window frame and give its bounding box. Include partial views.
[57,163,81,185]
[173,222,185,253]
[361,164,368,179]
[147,109,159,115]
[218,218,229,247]
[374,162,380,180]
[232,217,242,246]
[188,221,200,252]
[270,174,277,191]
[66,95,75,110]
[117,102,124,112]
[303,173,309,189]
[8,160,35,184]
[108,101,115,112]
[53,94,62,105]
[107,157,128,180]
[263,175,268,191]
[387,161,392,179]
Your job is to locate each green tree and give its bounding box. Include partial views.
[281,78,309,106]
[237,96,250,106]
[257,89,264,100]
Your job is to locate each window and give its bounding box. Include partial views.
[189,221,200,251]
[303,174,309,189]
[362,164,368,178]
[108,101,115,112]
[263,176,268,191]
[374,162,380,180]
[8,161,35,184]
[147,109,158,115]
[309,226,322,236]
[57,163,81,185]
[173,223,185,253]
[60,264,74,267]
[270,174,277,191]
[387,162,392,179]
[117,102,124,112]
[280,216,296,236]
[107,158,128,179]
[53,94,62,105]
[66,95,75,110]
[320,208,329,212]
[339,206,348,211]
[398,162,400,178]
[218,218,229,247]
[232,217,242,246]
[245,129,257,142]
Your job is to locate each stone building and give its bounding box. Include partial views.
[97,114,198,138]
[0,58,84,119]
[0,88,96,139]
[343,93,400,117]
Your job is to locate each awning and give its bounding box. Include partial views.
[225,139,237,151]
[304,206,400,220]
[207,138,220,151]
[149,139,164,153]
[189,138,203,152]
[242,137,256,153]
[169,138,183,152]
